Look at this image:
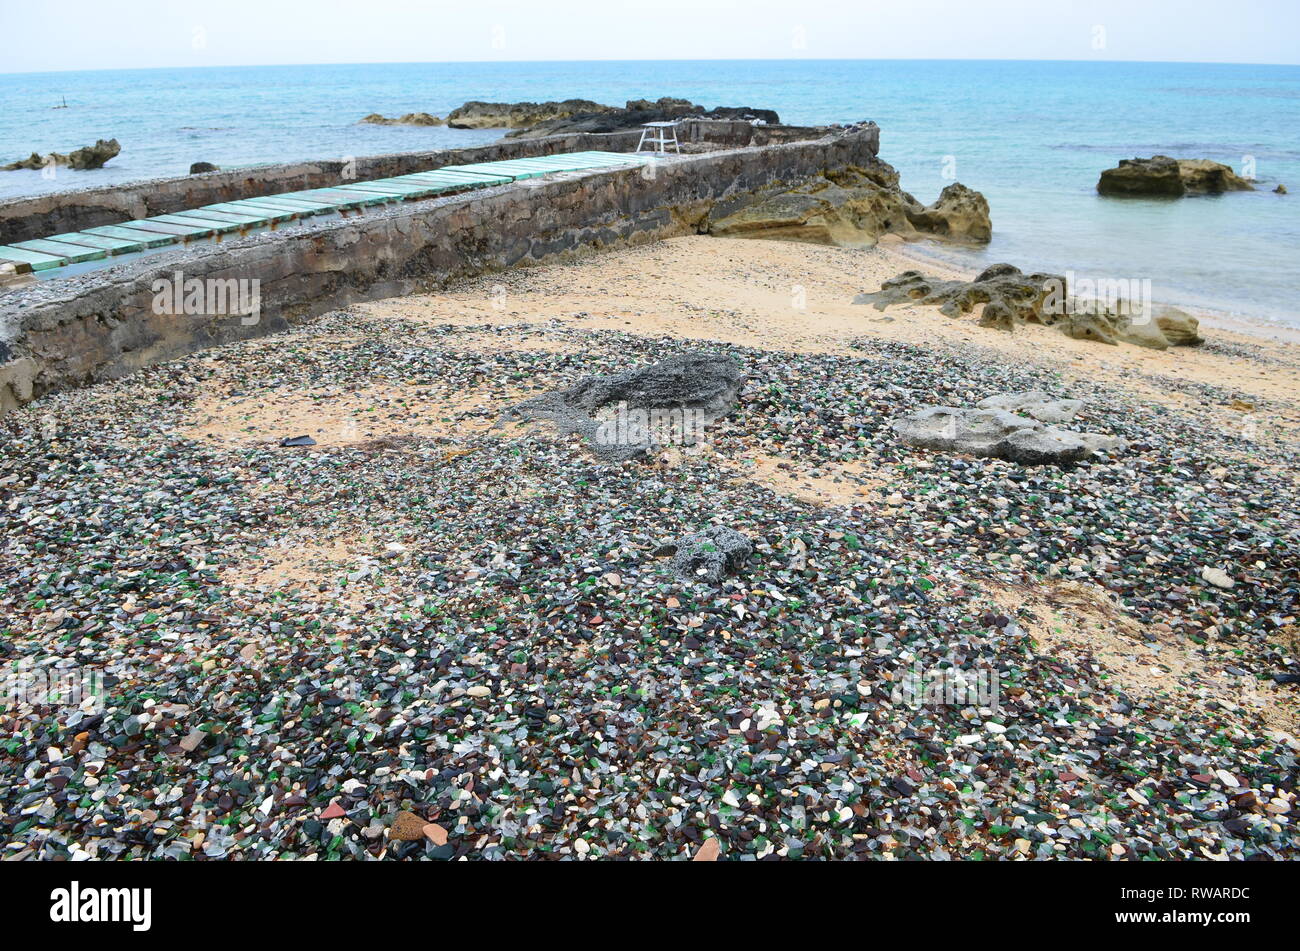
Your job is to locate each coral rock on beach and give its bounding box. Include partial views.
[853,264,1061,323]
[3,138,120,171]
[1097,155,1254,197]
[856,265,1205,348]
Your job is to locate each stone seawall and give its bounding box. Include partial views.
[0,121,832,245]
[0,125,878,414]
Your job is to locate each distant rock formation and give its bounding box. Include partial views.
[1097,155,1254,197]
[446,99,616,130]
[706,162,991,246]
[3,138,120,171]
[445,97,781,137]
[189,161,220,174]
[360,112,445,126]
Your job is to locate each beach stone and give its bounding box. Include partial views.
[668,526,753,583]
[1056,311,1120,345]
[389,810,427,841]
[1200,566,1235,589]
[504,352,744,462]
[975,390,1084,424]
[1098,155,1254,197]
[1154,306,1204,346]
[890,405,1119,466]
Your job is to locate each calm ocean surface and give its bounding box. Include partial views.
[1,60,1297,323]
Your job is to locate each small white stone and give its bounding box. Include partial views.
[1200,566,1235,589]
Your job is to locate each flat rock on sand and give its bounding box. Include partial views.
[504,351,744,461]
[891,391,1122,466]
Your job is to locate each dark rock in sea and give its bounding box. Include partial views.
[446,97,781,138]
[503,351,744,462]
[2,138,120,171]
[1098,155,1254,197]
[1275,184,1287,194]
[189,161,220,174]
[667,526,754,583]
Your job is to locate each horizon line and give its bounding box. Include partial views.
[4,55,1299,77]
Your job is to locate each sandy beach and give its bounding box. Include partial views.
[3,233,1296,861]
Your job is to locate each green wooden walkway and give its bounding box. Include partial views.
[0,151,649,274]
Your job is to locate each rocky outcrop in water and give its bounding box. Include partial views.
[706,163,991,247]
[189,162,220,174]
[446,99,617,130]
[1097,155,1254,197]
[503,352,745,462]
[891,392,1123,466]
[445,97,781,137]
[902,182,992,242]
[3,138,120,171]
[360,113,445,127]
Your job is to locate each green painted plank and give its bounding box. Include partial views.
[0,246,64,270]
[172,208,265,227]
[327,182,419,197]
[46,232,142,254]
[84,225,180,248]
[203,202,294,223]
[392,171,509,188]
[292,187,394,208]
[403,168,512,184]
[342,181,444,198]
[228,197,329,214]
[148,214,244,235]
[11,238,107,263]
[120,219,212,237]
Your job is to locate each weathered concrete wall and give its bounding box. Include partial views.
[0,126,879,414]
[0,120,843,245]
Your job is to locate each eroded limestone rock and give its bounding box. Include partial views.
[360,113,445,126]
[3,138,120,171]
[891,398,1122,466]
[707,164,991,247]
[853,264,1061,322]
[1097,155,1254,197]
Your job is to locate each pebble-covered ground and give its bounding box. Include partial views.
[2,243,1298,861]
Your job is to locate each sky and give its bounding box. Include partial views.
[2,0,1297,73]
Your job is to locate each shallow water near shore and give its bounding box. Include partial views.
[1,58,1297,323]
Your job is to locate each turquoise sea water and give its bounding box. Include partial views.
[1,60,1297,322]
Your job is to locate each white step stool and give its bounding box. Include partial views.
[636,121,681,155]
